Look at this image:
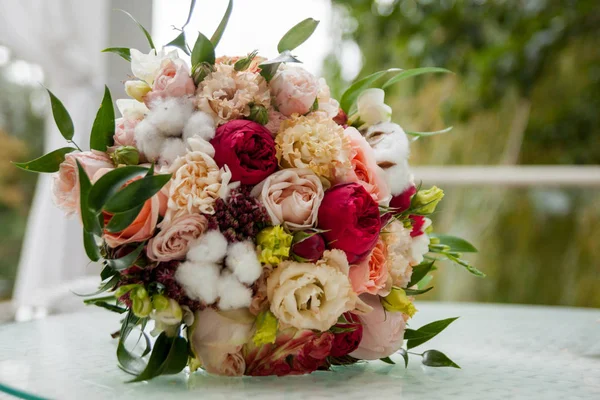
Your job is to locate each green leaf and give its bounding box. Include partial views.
[404,286,434,296]
[259,51,302,82]
[339,68,401,113]
[117,9,155,50]
[117,327,152,376]
[101,47,131,62]
[379,356,395,365]
[86,299,127,314]
[381,67,453,89]
[405,317,459,350]
[90,85,115,152]
[83,230,102,263]
[210,0,233,47]
[13,147,76,173]
[406,126,453,138]
[191,31,215,67]
[399,348,409,368]
[105,205,143,233]
[77,161,101,236]
[46,89,74,141]
[407,261,435,288]
[87,166,148,213]
[277,18,320,53]
[104,173,171,213]
[104,242,145,271]
[100,265,116,281]
[431,234,478,253]
[421,350,460,369]
[447,254,486,277]
[182,0,197,29]
[72,274,119,297]
[165,32,189,55]
[129,332,188,382]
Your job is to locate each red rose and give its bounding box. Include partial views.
[318,182,382,263]
[330,313,363,357]
[211,120,278,185]
[389,185,416,213]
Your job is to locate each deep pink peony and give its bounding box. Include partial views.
[330,313,363,358]
[211,120,278,185]
[318,183,382,264]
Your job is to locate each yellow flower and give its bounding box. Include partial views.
[381,287,417,317]
[256,225,293,265]
[252,310,278,346]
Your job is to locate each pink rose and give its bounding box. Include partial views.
[144,58,195,106]
[103,175,159,248]
[270,66,318,116]
[52,151,114,215]
[113,116,140,147]
[349,239,391,296]
[147,214,209,262]
[339,127,391,204]
[251,168,324,231]
[265,107,287,136]
[349,294,406,360]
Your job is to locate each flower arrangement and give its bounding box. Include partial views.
[15,1,483,380]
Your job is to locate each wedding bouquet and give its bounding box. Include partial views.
[16,1,483,380]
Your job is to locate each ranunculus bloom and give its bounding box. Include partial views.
[251,168,323,231]
[189,308,254,376]
[339,127,391,205]
[267,250,362,332]
[52,151,114,215]
[103,175,160,248]
[349,238,391,296]
[211,120,277,185]
[244,328,334,376]
[349,294,406,360]
[147,214,209,261]
[270,66,319,116]
[318,183,382,264]
[144,58,196,106]
[330,313,363,358]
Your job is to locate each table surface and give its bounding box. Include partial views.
[0,302,599,400]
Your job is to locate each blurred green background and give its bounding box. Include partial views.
[0,0,598,307]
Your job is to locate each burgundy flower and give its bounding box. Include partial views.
[330,313,363,357]
[211,120,277,185]
[291,231,326,262]
[410,215,426,237]
[212,186,270,242]
[389,185,417,213]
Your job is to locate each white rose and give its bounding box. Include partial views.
[353,88,392,129]
[270,66,319,116]
[130,48,179,85]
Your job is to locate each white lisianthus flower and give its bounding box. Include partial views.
[130,48,179,85]
[353,88,392,129]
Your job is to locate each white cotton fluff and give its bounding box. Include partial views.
[174,261,220,304]
[225,241,262,285]
[365,122,410,165]
[134,119,165,162]
[160,138,187,165]
[410,218,432,264]
[145,97,194,137]
[217,272,253,310]
[183,111,216,142]
[385,160,414,195]
[187,230,229,264]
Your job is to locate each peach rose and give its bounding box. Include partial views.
[251,168,323,231]
[339,127,391,205]
[103,175,159,248]
[349,239,392,296]
[270,66,319,116]
[114,117,140,147]
[52,151,114,215]
[147,214,209,262]
[189,308,254,376]
[349,294,406,360]
[145,58,196,106]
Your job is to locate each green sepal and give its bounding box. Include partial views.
[13,147,76,173]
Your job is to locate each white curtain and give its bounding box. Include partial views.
[0,0,109,314]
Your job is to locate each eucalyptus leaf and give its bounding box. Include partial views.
[191,31,215,67]
[165,32,189,55]
[422,350,460,369]
[129,333,188,382]
[13,147,76,173]
[339,68,401,113]
[105,205,144,233]
[101,47,132,62]
[87,166,148,212]
[210,0,233,47]
[104,173,171,213]
[45,89,74,141]
[104,242,145,271]
[431,234,478,253]
[381,67,453,89]
[277,18,320,53]
[90,86,115,152]
[406,317,459,349]
[407,261,435,288]
[404,286,434,296]
[117,9,155,50]
[379,357,395,365]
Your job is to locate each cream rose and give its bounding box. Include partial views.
[251,168,323,231]
[270,66,319,116]
[52,151,114,215]
[267,250,366,332]
[147,214,209,262]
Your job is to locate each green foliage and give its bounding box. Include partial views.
[90,85,115,152]
[104,242,145,271]
[101,48,132,62]
[421,350,460,369]
[211,0,233,47]
[404,317,458,350]
[45,89,74,141]
[13,147,76,173]
[165,32,189,55]
[408,261,435,287]
[277,18,320,53]
[117,9,155,50]
[129,332,188,382]
[103,170,171,213]
[259,51,302,81]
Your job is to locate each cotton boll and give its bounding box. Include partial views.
[217,272,253,310]
[187,230,229,263]
[365,122,410,165]
[225,241,262,285]
[134,119,164,162]
[160,137,187,165]
[385,161,414,195]
[174,261,220,304]
[183,111,216,142]
[146,97,194,137]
